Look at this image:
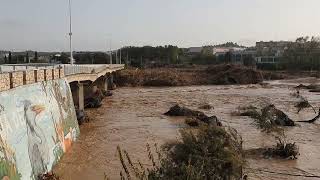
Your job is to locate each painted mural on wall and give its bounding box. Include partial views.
[0,79,80,180]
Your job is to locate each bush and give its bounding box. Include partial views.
[117,125,245,180]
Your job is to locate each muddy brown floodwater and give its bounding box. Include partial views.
[54,77,320,180]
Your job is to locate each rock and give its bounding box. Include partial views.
[85,97,102,108]
[164,105,202,117]
[76,109,85,125]
[261,105,295,126]
[165,105,222,126]
[103,90,113,97]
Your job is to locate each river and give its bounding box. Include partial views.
[54,78,320,180]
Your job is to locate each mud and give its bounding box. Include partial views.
[54,78,320,180]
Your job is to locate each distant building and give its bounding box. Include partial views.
[256,41,291,57]
[187,47,203,54]
[213,47,245,56]
[254,41,291,65]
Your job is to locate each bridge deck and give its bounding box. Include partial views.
[0,64,124,91]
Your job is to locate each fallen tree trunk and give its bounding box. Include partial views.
[297,108,320,123]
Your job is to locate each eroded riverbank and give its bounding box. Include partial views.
[54,78,320,179]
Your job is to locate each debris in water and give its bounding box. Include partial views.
[38,172,60,180]
[198,103,213,110]
[232,104,295,130]
[263,136,299,159]
[232,105,260,119]
[165,104,222,126]
[295,84,320,92]
[85,97,102,108]
[260,104,295,127]
[245,131,299,160]
[76,109,86,125]
[185,117,200,127]
[295,97,316,114]
[297,108,320,123]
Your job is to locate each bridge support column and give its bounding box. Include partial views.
[76,82,85,111]
[96,76,108,92]
[107,73,116,90]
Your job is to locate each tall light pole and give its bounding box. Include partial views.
[109,37,112,64]
[119,47,122,64]
[68,0,74,64]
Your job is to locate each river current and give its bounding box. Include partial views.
[54,78,320,180]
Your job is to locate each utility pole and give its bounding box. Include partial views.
[119,48,122,64]
[68,0,74,65]
[126,51,129,65]
[109,38,112,64]
[115,49,118,64]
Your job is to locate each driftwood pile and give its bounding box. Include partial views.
[164,104,222,126]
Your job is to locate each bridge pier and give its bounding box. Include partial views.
[107,73,116,90]
[75,82,85,112]
[70,82,85,111]
[94,76,109,92]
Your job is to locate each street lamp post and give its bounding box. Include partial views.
[68,0,74,65]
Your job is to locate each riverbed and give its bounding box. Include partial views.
[54,78,320,180]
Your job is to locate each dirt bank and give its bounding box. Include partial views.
[114,64,286,87]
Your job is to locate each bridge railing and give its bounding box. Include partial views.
[0,63,60,73]
[0,64,125,92]
[0,66,64,92]
[63,64,124,76]
[0,63,124,74]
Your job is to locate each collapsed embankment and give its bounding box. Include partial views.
[114,64,287,87]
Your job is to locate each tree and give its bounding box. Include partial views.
[34,51,38,62]
[4,55,7,64]
[26,52,29,63]
[8,52,12,64]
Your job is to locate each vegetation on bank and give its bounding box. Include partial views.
[114,64,285,87]
[117,125,245,180]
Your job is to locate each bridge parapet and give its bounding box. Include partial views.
[0,67,65,92]
[0,64,124,91]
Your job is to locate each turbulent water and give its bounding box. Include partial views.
[54,78,320,180]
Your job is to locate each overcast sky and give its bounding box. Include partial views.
[1,0,320,51]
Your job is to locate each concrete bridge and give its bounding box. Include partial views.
[0,63,125,179]
[0,63,124,113]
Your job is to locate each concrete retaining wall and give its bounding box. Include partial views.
[0,79,80,180]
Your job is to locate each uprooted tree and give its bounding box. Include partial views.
[232,104,299,159]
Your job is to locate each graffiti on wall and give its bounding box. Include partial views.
[0,79,80,180]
